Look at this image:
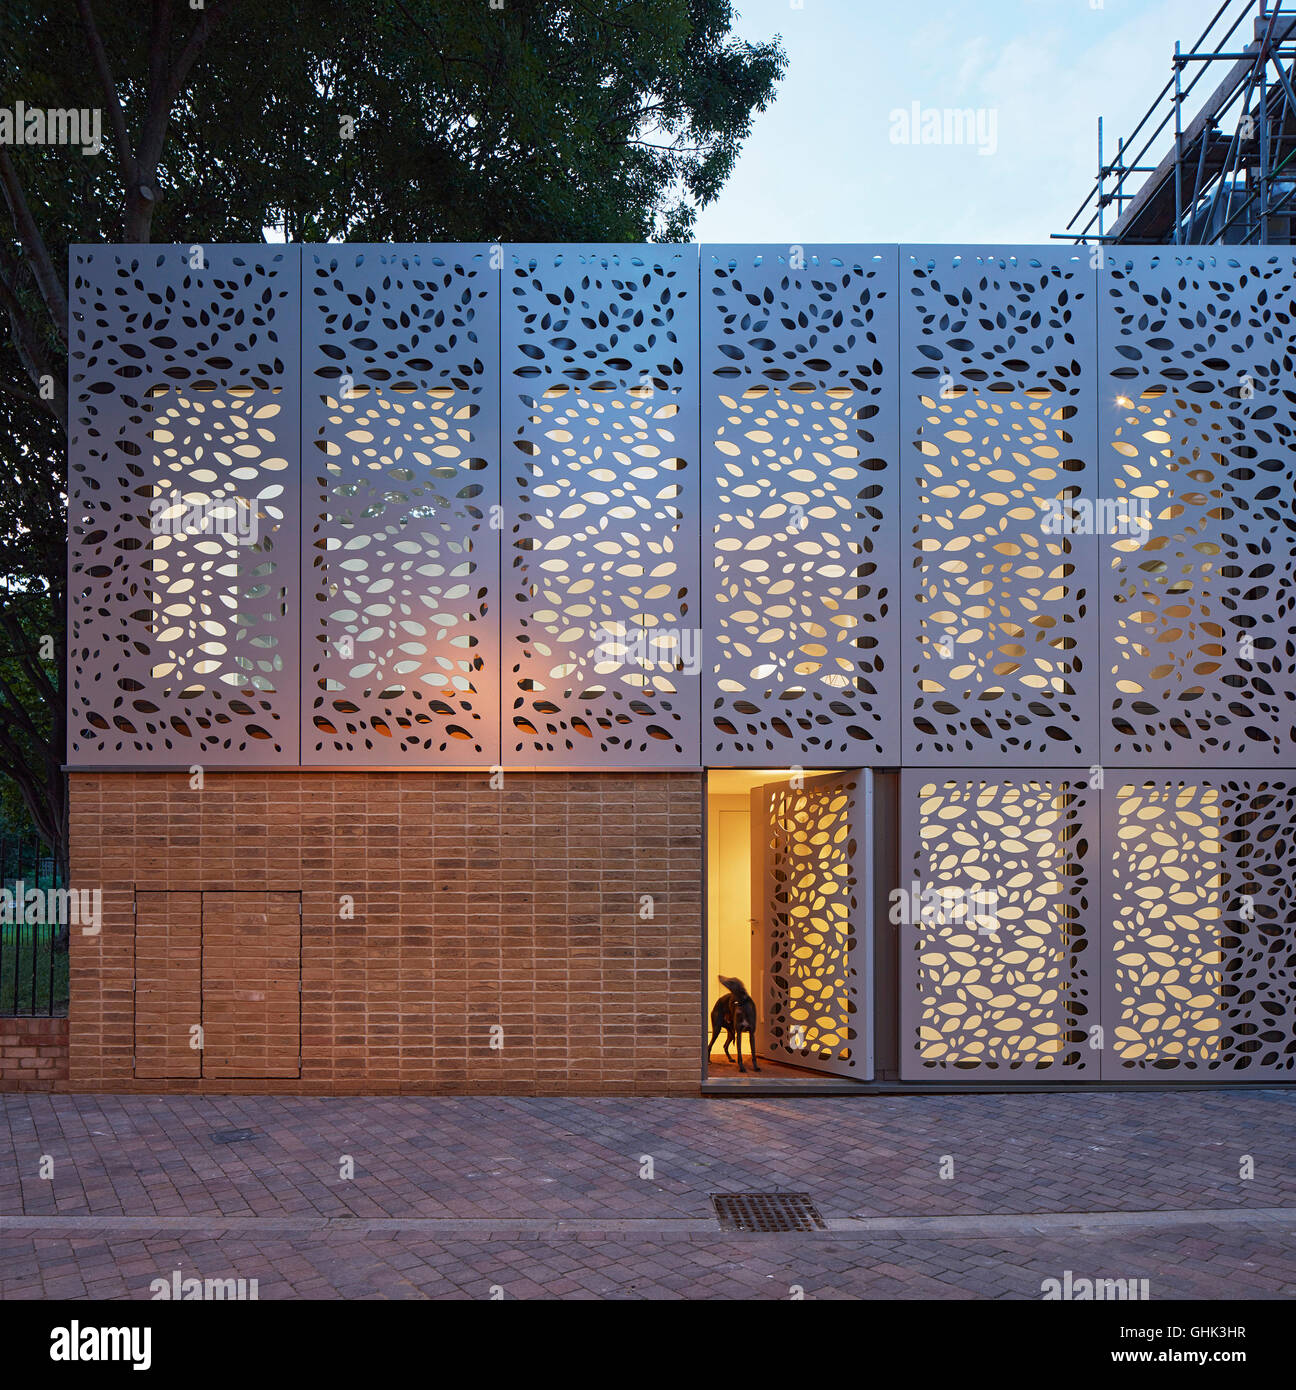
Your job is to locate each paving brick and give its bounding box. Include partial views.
[2,1091,1296,1298]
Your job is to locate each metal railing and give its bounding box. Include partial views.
[0,834,68,1018]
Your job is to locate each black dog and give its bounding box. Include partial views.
[707,974,760,1073]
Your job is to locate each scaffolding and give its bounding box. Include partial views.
[1059,0,1296,245]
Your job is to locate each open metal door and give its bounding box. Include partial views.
[751,770,872,1079]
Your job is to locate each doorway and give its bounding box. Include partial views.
[705,769,871,1086]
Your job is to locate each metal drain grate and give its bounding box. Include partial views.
[711,1192,825,1233]
[210,1129,257,1144]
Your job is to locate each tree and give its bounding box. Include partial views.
[0,0,785,872]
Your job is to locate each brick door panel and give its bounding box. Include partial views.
[134,891,202,1079]
[201,891,301,1078]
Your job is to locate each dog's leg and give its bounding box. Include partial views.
[750,1031,760,1072]
[736,1023,746,1073]
[723,1026,734,1062]
[707,1023,722,1056]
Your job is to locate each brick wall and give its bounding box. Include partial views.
[67,771,703,1095]
[0,1017,69,1091]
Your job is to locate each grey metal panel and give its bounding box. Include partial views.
[702,246,899,766]
[301,246,500,764]
[1099,249,1296,767]
[68,245,300,764]
[899,768,1098,1080]
[1102,772,1296,1080]
[899,247,1100,766]
[501,244,700,766]
[760,769,872,1079]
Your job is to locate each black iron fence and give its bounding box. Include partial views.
[0,834,68,1017]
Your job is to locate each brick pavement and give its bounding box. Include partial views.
[1,1222,1290,1300]
[1,1089,1294,1298]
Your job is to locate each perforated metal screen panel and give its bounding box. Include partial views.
[302,246,500,763]
[70,242,1296,780]
[1099,250,1296,765]
[1103,773,1296,1080]
[702,246,899,765]
[758,769,872,1079]
[900,248,1100,767]
[899,769,1098,1080]
[501,245,700,765]
[69,245,301,763]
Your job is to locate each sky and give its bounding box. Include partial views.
[694,0,1231,244]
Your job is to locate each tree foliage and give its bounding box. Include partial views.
[0,0,785,866]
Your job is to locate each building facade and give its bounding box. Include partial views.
[64,243,1296,1093]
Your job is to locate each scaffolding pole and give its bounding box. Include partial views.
[1057,0,1296,245]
